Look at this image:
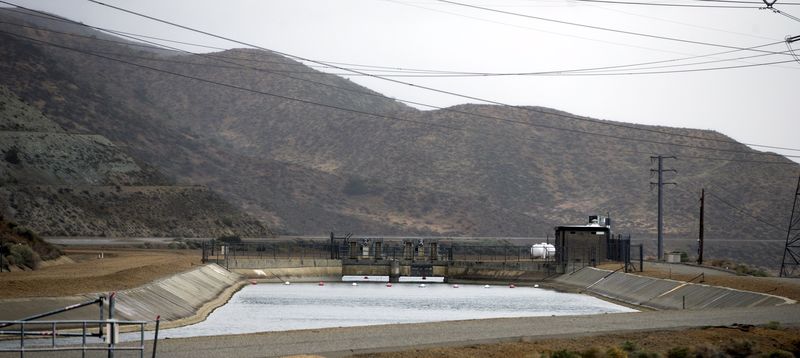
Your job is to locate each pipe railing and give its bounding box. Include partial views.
[0,319,153,357]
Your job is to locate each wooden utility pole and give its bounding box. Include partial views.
[698,188,704,265]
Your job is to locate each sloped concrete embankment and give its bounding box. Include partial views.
[554,267,795,310]
[112,264,243,326]
[0,264,243,328]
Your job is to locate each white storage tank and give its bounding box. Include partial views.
[530,243,556,259]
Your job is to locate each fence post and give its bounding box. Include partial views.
[152,316,160,358]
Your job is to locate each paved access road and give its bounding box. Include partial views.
[146,305,800,358]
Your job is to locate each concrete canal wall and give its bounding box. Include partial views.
[112,264,242,322]
[5,261,793,330]
[0,264,244,326]
[222,258,556,283]
[218,258,344,282]
[554,267,795,310]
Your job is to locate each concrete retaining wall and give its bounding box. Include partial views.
[554,267,795,310]
[235,266,342,282]
[218,258,342,269]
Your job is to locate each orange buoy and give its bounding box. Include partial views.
[386,283,393,287]
[250,280,257,285]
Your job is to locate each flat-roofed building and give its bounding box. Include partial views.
[555,215,611,273]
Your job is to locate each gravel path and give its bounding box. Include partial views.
[147,305,800,358]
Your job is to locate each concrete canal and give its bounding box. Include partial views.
[154,282,636,338]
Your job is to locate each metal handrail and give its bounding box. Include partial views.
[0,319,155,358]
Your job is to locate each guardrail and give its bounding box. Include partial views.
[0,293,161,357]
[0,318,155,357]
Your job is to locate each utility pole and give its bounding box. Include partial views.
[779,174,800,277]
[650,155,677,261]
[698,188,704,266]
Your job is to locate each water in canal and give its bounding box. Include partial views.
[157,282,636,338]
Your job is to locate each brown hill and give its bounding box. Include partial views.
[0,84,270,237]
[0,9,797,268]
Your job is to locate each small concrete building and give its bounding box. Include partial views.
[555,215,611,273]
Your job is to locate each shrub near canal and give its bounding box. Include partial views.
[0,215,61,270]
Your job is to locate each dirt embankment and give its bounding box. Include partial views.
[0,248,201,298]
[353,325,800,358]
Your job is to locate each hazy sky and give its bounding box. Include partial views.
[7,0,800,163]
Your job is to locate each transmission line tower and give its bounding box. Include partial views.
[779,174,800,277]
[650,156,677,261]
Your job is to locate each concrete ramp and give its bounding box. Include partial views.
[554,267,795,310]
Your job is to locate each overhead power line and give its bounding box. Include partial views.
[1,18,792,78]
[706,190,785,231]
[675,178,792,234]
[3,9,794,79]
[3,27,799,168]
[0,28,681,164]
[75,0,800,157]
[3,23,800,169]
[4,1,800,159]
[695,0,800,5]
[436,0,793,56]
[0,30,483,134]
[574,0,761,9]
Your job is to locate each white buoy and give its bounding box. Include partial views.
[484,284,491,288]
[419,283,426,288]
[452,284,459,288]
[352,282,358,286]
[386,283,393,287]
[534,284,540,288]
[284,281,291,285]
[509,284,516,288]
[318,281,325,286]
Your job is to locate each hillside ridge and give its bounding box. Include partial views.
[0,8,796,269]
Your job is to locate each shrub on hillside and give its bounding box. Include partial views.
[667,346,690,358]
[217,235,241,244]
[1,220,61,269]
[4,147,21,165]
[12,225,62,260]
[7,243,40,269]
